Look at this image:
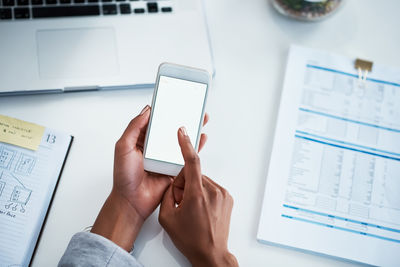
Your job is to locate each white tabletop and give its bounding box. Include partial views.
[1,0,400,266]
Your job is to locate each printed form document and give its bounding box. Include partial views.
[258,45,400,266]
[0,115,73,266]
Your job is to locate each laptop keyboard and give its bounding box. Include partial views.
[0,0,172,20]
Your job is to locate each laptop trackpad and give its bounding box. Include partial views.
[37,27,119,79]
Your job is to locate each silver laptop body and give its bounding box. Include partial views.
[0,0,214,95]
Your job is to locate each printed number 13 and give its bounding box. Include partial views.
[46,134,56,144]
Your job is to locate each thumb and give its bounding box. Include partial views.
[159,184,175,229]
[119,105,151,147]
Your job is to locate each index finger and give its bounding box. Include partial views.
[177,127,202,190]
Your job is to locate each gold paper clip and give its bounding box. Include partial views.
[355,58,373,83]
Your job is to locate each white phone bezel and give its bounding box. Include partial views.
[143,63,210,176]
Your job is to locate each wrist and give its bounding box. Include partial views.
[191,249,238,267]
[91,190,144,251]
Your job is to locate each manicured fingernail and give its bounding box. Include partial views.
[140,105,150,115]
[180,127,188,136]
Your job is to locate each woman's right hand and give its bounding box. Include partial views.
[158,127,238,267]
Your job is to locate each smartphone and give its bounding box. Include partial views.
[143,63,210,176]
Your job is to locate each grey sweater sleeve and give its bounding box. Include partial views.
[58,232,143,267]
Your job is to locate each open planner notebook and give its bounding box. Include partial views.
[0,115,73,266]
[257,45,400,266]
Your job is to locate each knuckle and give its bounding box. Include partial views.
[115,139,125,150]
[218,189,228,201]
[210,186,220,197]
[190,192,205,205]
[227,192,234,206]
[128,117,138,127]
[189,190,204,201]
[116,138,128,146]
[227,192,233,201]
[115,139,122,146]
[186,154,200,164]
[221,188,229,198]
[217,184,232,202]
[216,183,228,197]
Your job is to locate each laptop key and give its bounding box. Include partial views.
[45,0,57,4]
[147,2,157,13]
[161,7,172,12]
[74,0,84,2]
[119,3,130,14]
[2,0,15,6]
[88,0,98,3]
[31,0,43,5]
[32,6,100,18]
[102,4,117,15]
[14,8,30,18]
[133,8,144,13]
[0,8,12,19]
[60,0,71,4]
[17,0,29,5]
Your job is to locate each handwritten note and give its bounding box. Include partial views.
[0,115,45,151]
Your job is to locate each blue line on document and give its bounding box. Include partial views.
[281,214,400,243]
[283,204,400,233]
[299,107,400,133]
[294,135,400,161]
[306,64,400,87]
[295,130,400,157]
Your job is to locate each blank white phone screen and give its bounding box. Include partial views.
[145,75,207,165]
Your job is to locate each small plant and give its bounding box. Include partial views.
[273,0,343,21]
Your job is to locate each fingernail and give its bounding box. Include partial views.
[140,105,150,115]
[180,127,188,136]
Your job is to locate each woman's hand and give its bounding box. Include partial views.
[91,105,208,251]
[159,127,238,267]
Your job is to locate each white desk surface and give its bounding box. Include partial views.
[1,0,400,266]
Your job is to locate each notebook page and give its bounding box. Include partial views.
[0,128,71,266]
[257,45,400,266]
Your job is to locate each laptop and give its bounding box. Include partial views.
[0,0,214,96]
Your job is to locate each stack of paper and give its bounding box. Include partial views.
[257,45,400,267]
